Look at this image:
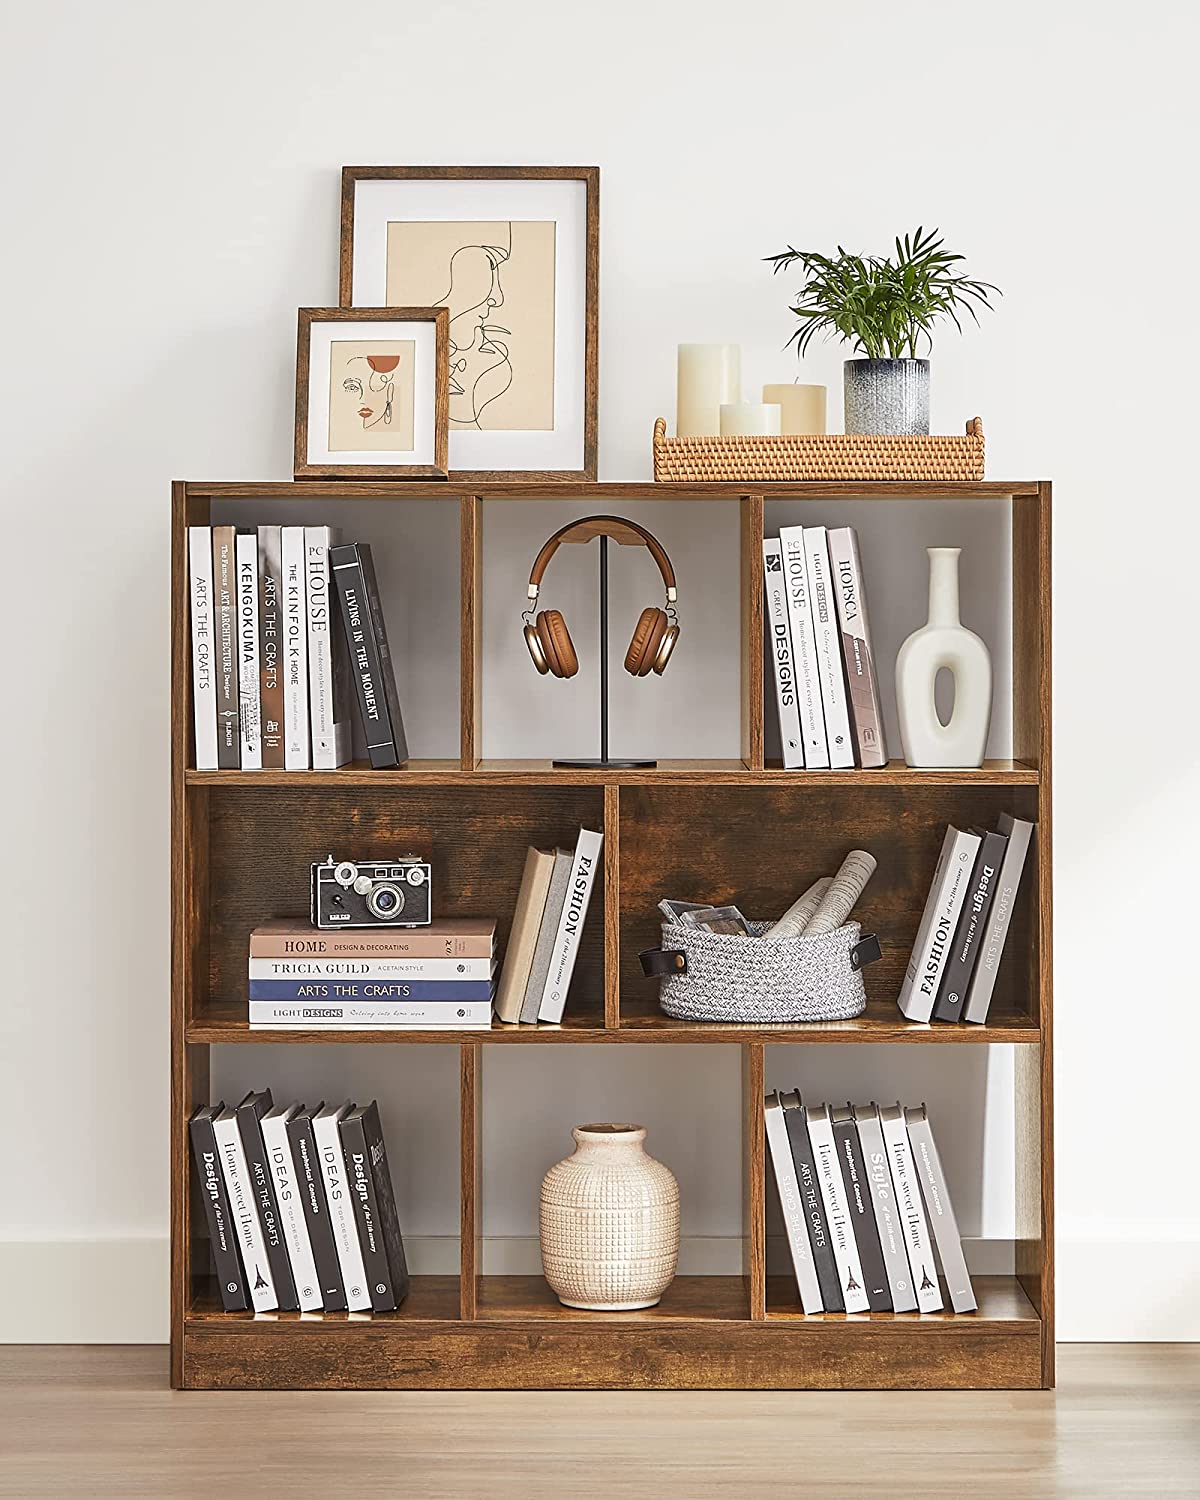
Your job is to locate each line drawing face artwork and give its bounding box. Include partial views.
[327,339,416,452]
[386,220,556,431]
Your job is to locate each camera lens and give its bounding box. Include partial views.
[366,883,404,920]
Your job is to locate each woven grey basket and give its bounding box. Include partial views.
[655,918,869,1024]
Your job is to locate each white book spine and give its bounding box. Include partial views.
[538,828,604,1023]
[248,957,494,980]
[806,1105,869,1311]
[880,1105,943,1312]
[897,827,982,1021]
[249,1000,494,1027]
[211,1111,277,1310]
[764,1095,823,1312]
[802,526,855,768]
[964,816,1034,1023]
[187,527,219,770]
[778,526,828,766]
[312,1108,372,1311]
[856,1106,918,1313]
[905,1106,976,1312]
[762,539,805,768]
[281,526,309,769]
[260,1110,323,1309]
[304,527,350,770]
[235,533,262,769]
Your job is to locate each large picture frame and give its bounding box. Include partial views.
[294,306,449,480]
[340,166,599,482]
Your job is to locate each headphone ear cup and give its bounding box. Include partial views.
[537,609,578,679]
[652,624,679,674]
[625,607,668,677]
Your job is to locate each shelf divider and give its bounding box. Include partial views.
[460,494,484,770]
[742,1043,767,1319]
[740,494,765,770]
[459,1042,483,1320]
[604,785,620,1028]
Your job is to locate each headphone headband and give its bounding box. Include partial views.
[527,515,677,598]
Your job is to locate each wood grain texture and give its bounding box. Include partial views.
[185,479,1041,500]
[460,495,483,768]
[742,1045,766,1319]
[459,1045,482,1320]
[604,785,620,1028]
[476,1275,748,1322]
[741,494,765,768]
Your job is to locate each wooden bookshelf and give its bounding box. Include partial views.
[170,478,1053,1390]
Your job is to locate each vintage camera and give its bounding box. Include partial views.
[311,855,432,929]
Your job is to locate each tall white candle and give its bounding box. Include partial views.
[763,383,827,435]
[677,344,740,437]
[720,402,782,436]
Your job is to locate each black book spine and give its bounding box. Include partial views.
[783,1101,843,1312]
[235,1092,298,1310]
[338,1108,399,1311]
[360,1101,410,1306]
[330,543,399,770]
[933,829,1010,1021]
[189,1107,248,1310]
[286,1106,347,1311]
[357,544,409,765]
[832,1111,892,1310]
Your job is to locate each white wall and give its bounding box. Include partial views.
[2,0,1196,1343]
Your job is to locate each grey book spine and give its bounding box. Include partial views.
[828,526,888,767]
[831,1105,891,1310]
[212,525,240,767]
[963,815,1035,1023]
[905,1105,977,1313]
[933,828,1009,1022]
[235,1089,298,1311]
[781,1092,843,1312]
[764,1093,823,1313]
[519,849,572,1023]
[257,526,286,768]
[189,1104,248,1310]
[854,1104,917,1313]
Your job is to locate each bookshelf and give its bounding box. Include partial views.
[170,478,1052,1390]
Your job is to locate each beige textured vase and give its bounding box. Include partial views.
[539,1124,680,1311]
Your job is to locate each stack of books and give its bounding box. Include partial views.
[898,813,1035,1024]
[187,525,408,771]
[765,1094,975,1315]
[494,828,604,1025]
[248,918,496,1029]
[190,1092,409,1313]
[763,523,886,769]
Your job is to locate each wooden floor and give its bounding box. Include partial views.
[1,1346,1197,1497]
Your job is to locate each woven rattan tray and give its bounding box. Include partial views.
[652,416,985,483]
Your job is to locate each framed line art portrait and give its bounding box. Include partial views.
[294,307,449,479]
[340,166,599,482]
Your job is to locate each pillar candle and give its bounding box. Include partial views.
[762,383,827,435]
[720,402,782,436]
[676,344,740,437]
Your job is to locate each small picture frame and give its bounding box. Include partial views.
[294,306,449,479]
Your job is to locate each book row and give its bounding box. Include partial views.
[187,525,409,771]
[766,1095,975,1315]
[190,1091,410,1312]
[763,523,886,769]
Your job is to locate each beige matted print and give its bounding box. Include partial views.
[327,339,416,452]
[385,220,555,431]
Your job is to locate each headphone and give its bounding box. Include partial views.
[523,515,680,679]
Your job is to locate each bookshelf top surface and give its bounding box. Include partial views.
[179,479,1044,501]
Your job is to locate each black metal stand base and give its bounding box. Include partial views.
[553,757,657,769]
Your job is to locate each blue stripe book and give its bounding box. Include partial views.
[248,979,496,1002]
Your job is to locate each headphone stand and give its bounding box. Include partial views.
[553,535,657,769]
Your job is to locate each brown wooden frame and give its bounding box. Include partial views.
[294,306,449,479]
[171,477,1052,1391]
[338,165,600,483]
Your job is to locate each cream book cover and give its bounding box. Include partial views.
[494,847,556,1023]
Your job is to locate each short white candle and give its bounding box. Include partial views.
[677,344,741,437]
[720,402,782,436]
[762,383,827,435]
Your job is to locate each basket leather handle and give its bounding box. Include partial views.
[850,933,882,971]
[640,947,687,978]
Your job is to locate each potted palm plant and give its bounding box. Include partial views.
[765,228,1000,435]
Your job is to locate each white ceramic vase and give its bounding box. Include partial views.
[539,1124,680,1311]
[895,547,992,768]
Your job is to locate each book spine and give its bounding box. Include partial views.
[259,1112,323,1308]
[905,1107,977,1312]
[188,1110,248,1310]
[212,525,240,768]
[964,816,1035,1023]
[281,526,309,769]
[520,851,571,1023]
[764,1095,823,1313]
[358,544,409,764]
[304,527,351,769]
[235,1098,298,1310]
[803,526,855,768]
[250,1000,493,1026]
[360,1103,410,1306]
[832,1111,891,1310]
[778,526,828,766]
[187,527,219,770]
[235,532,262,769]
[933,829,1009,1022]
[762,538,805,768]
[339,1112,398,1311]
[249,979,494,1002]
[806,1106,869,1312]
[538,829,604,1023]
[250,931,494,958]
[827,526,888,768]
[331,544,399,769]
[211,1111,276,1310]
[286,1111,347,1311]
[855,1106,917,1313]
[879,1106,943,1312]
[897,827,982,1022]
[257,526,286,769]
[782,1097,843,1311]
[312,1111,372,1311]
[249,957,495,980]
